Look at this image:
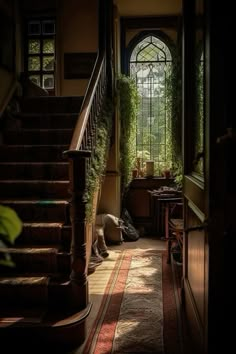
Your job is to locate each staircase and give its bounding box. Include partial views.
[0,96,92,350]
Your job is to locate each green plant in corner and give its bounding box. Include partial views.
[117,74,140,195]
[0,205,22,267]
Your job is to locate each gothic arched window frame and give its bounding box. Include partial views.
[126,31,176,176]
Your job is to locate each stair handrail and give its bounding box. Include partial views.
[66,52,106,154]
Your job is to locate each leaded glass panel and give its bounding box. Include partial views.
[130,35,172,175]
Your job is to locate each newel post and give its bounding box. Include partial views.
[65,150,91,310]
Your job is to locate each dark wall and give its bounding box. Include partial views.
[0,0,15,71]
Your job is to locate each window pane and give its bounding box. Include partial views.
[43,39,54,54]
[42,21,55,35]
[28,56,40,71]
[43,56,54,71]
[29,75,40,86]
[158,145,166,162]
[43,74,54,89]
[28,40,40,54]
[28,21,41,35]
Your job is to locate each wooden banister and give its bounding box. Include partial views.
[63,51,108,310]
[68,54,106,152]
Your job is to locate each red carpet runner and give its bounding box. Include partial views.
[83,249,181,354]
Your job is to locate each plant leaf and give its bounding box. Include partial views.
[0,205,22,243]
[0,259,15,267]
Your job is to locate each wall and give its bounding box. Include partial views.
[115,0,182,16]
[0,0,17,116]
[58,0,98,96]
[0,69,15,116]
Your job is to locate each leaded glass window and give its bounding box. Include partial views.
[26,18,55,92]
[130,35,172,175]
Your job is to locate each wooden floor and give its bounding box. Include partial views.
[70,236,171,354]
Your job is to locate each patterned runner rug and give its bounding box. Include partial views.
[82,249,181,354]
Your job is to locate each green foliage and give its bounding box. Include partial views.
[83,99,113,220]
[117,75,140,193]
[166,47,183,182]
[194,56,204,175]
[0,205,22,267]
[172,159,183,189]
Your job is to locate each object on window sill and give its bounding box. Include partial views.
[145,160,154,177]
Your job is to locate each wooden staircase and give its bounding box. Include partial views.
[0,96,92,350]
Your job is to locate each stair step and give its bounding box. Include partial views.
[0,276,74,310]
[0,145,68,162]
[0,306,47,326]
[20,96,83,113]
[0,247,71,275]
[0,247,71,274]
[0,276,49,306]
[0,162,69,180]
[16,112,78,129]
[3,129,73,145]
[0,247,59,273]
[0,200,70,223]
[0,180,69,198]
[16,223,64,245]
[15,223,71,251]
[0,303,92,350]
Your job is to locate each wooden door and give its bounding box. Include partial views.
[182,1,234,353]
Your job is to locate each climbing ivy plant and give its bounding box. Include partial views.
[117,75,140,195]
[166,47,183,187]
[83,99,113,220]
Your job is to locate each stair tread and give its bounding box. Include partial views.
[2,144,68,147]
[0,161,68,165]
[23,222,66,227]
[0,162,69,180]
[15,112,79,117]
[0,199,68,203]
[0,272,70,280]
[0,180,69,183]
[0,246,60,253]
[0,307,47,325]
[9,128,73,131]
[0,303,92,328]
[0,276,49,285]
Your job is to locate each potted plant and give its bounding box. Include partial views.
[163,167,171,179]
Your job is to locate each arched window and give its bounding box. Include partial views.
[129,34,173,175]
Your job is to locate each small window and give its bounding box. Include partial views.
[25,18,55,92]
